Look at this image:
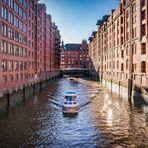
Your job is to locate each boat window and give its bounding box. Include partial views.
[73,102,76,104]
[69,102,72,104]
[65,96,69,99]
[64,102,67,104]
[65,96,73,101]
[73,96,77,99]
[69,98,72,101]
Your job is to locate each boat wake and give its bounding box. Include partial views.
[47,94,92,113]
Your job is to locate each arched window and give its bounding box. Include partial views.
[117,61,119,69]
[141,61,146,73]
[141,43,146,54]
[126,45,128,56]
[121,63,124,71]
[132,63,134,72]
[134,74,137,80]
[126,60,128,69]
[132,43,136,54]
[132,43,134,54]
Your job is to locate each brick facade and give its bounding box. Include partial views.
[89,0,148,90]
[61,40,89,69]
[0,0,61,96]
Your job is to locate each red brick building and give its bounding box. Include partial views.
[52,23,61,72]
[61,40,89,69]
[0,0,28,93]
[28,0,38,82]
[0,0,61,96]
[89,0,148,97]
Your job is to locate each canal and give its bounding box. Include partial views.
[0,78,148,147]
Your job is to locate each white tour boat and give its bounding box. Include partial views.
[62,92,79,114]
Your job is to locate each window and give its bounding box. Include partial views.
[23,23,27,33]
[15,61,19,71]
[21,73,23,79]
[126,32,129,41]
[141,43,146,54]
[14,16,19,28]
[1,6,7,20]
[20,61,23,70]
[126,10,129,18]
[2,0,7,3]
[10,44,14,55]
[141,10,145,20]
[141,0,145,7]
[126,22,129,28]
[24,62,27,70]
[23,48,27,57]
[141,24,146,36]
[132,3,136,13]
[117,61,119,69]
[19,47,23,56]
[24,0,27,10]
[19,7,23,18]
[8,11,14,24]
[23,12,27,21]
[132,15,136,24]
[132,43,136,54]
[126,60,128,69]
[3,75,7,84]
[121,36,124,44]
[8,27,14,40]
[1,40,7,53]
[19,0,23,5]
[141,61,146,73]
[134,28,136,38]
[1,23,7,36]
[8,43,14,55]
[16,74,19,81]
[14,45,19,56]
[1,60,7,71]
[25,73,27,79]
[121,17,123,24]
[121,26,124,34]
[134,63,137,71]
[8,0,13,9]
[10,74,13,82]
[121,50,124,58]
[23,36,27,45]
[121,63,124,71]
[14,2,19,14]
[19,20,23,31]
[9,60,13,71]
[19,33,23,44]
[14,30,19,41]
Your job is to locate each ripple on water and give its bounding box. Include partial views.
[0,78,148,147]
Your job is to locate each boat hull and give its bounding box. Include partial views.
[62,106,79,114]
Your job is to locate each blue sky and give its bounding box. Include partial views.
[39,0,119,43]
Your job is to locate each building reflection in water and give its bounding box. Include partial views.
[90,89,148,147]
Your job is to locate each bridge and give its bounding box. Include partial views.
[60,67,89,77]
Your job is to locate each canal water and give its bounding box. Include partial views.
[0,78,148,148]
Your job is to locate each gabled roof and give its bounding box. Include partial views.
[88,37,93,42]
[65,44,81,50]
[96,15,110,26]
[91,31,97,37]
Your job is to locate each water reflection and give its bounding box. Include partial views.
[0,78,147,147]
[91,87,148,147]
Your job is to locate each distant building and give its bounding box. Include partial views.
[61,40,89,69]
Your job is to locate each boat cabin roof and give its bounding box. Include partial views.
[65,92,77,96]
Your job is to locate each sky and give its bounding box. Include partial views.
[39,0,119,44]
